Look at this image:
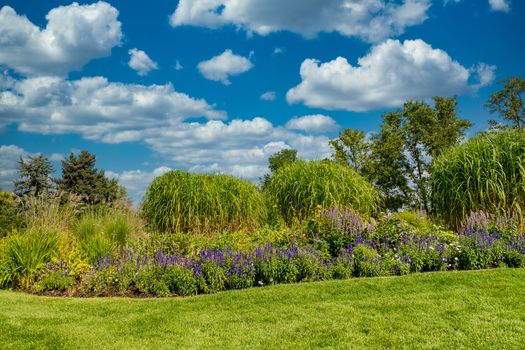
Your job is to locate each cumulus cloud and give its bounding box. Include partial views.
[0,145,26,190]
[197,50,253,85]
[128,48,158,76]
[0,2,122,77]
[0,76,226,142]
[260,91,276,101]
[285,115,339,133]
[107,166,171,203]
[489,0,510,12]
[287,39,496,112]
[143,117,332,178]
[170,0,431,42]
[0,74,332,187]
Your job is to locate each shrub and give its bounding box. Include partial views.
[265,161,380,224]
[352,244,384,277]
[431,129,525,228]
[104,212,132,248]
[0,229,59,289]
[162,265,198,296]
[32,264,75,293]
[143,171,267,234]
[74,216,113,264]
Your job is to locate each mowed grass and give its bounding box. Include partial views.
[1,269,525,349]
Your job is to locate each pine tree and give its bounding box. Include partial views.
[13,155,54,197]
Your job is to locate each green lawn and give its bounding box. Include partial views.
[1,269,525,349]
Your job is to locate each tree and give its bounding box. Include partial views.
[367,112,412,212]
[400,98,471,213]
[329,129,371,175]
[268,149,298,173]
[336,97,471,213]
[55,150,125,205]
[13,155,54,198]
[485,77,525,129]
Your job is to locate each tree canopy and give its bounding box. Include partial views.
[55,150,126,205]
[486,77,525,129]
[13,155,54,198]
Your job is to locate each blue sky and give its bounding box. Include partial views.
[0,0,523,203]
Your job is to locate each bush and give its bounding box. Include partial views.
[32,263,75,293]
[265,161,379,224]
[431,129,525,228]
[0,229,59,289]
[143,170,267,234]
[74,216,113,264]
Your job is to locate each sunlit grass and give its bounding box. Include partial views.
[143,171,267,234]
[265,160,379,223]
[431,129,525,228]
[1,269,524,349]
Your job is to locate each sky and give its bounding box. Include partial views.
[0,0,523,203]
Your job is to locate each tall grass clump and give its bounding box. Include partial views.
[143,171,267,234]
[0,229,59,289]
[265,161,380,223]
[431,129,525,228]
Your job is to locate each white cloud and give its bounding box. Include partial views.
[107,166,171,203]
[143,118,332,181]
[260,91,276,101]
[273,48,284,55]
[0,76,226,142]
[174,60,183,71]
[128,48,158,76]
[285,115,339,133]
[287,39,496,112]
[0,145,26,190]
[0,74,332,188]
[49,153,64,161]
[471,63,497,89]
[197,50,253,85]
[0,2,122,77]
[489,0,510,12]
[170,0,431,42]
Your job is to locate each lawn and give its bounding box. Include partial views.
[1,269,524,349]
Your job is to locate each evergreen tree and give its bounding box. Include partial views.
[55,150,125,205]
[13,155,54,197]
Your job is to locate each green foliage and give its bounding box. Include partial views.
[329,129,371,175]
[0,229,59,289]
[55,150,126,205]
[265,160,379,223]
[262,148,298,189]
[162,265,198,296]
[103,212,132,248]
[431,129,525,228]
[13,155,54,198]
[365,98,471,212]
[486,77,525,129]
[32,266,75,293]
[367,112,411,211]
[143,170,267,233]
[200,261,226,294]
[352,244,383,277]
[74,215,113,264]
[0,189,20,237]
[268,149,298,173]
